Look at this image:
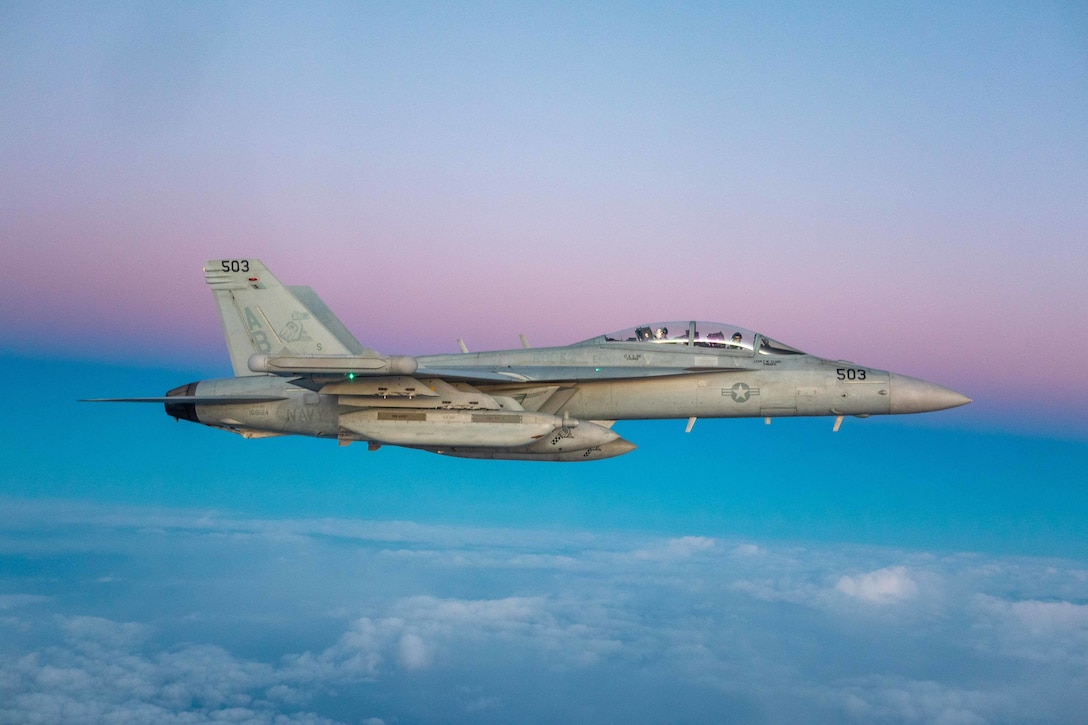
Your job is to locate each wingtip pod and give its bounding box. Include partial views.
[248,353,418,376]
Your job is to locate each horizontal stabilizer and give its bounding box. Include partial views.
[81,396,288,404]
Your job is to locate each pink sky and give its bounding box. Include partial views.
[1,2,1084,435]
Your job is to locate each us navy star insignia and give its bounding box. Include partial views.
[724,382,760,402]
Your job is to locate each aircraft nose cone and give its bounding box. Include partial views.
[889,374,972,414]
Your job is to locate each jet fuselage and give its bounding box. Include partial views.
[95,260,970,462]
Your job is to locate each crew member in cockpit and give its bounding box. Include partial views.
[654,327,668,340]
[728,332,743,349]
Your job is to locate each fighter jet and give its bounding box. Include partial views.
[88,259,970,461]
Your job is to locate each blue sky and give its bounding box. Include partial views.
[4,355,1086,560]
[2,1,1087,723]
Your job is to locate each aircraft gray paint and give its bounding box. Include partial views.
[88,259,970,461]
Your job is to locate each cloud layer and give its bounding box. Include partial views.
[1,500,1086,724]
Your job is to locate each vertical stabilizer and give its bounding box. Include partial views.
[204,259,367,376]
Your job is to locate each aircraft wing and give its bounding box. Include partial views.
[411,366,748,383]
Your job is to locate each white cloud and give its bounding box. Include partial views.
[834,676,1009,725]
[836,566,919,604]
[0,616,338,724]
[399,595,544,626]
[731,543,762,557]
[397,633,431,670]
[970,594,1088,667]
[61,615,148,651]
[283,617,390,683]
[1,500,1087,724]
[631,535,716,561]
[992,597,1088,634]
[0,595,49,611]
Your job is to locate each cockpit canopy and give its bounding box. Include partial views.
[580,321,805,355]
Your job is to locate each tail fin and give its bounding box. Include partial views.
[205,259,367,376]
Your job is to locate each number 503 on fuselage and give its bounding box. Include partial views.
[85,259,970,461]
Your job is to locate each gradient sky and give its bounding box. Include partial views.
[2,2,1087,723]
